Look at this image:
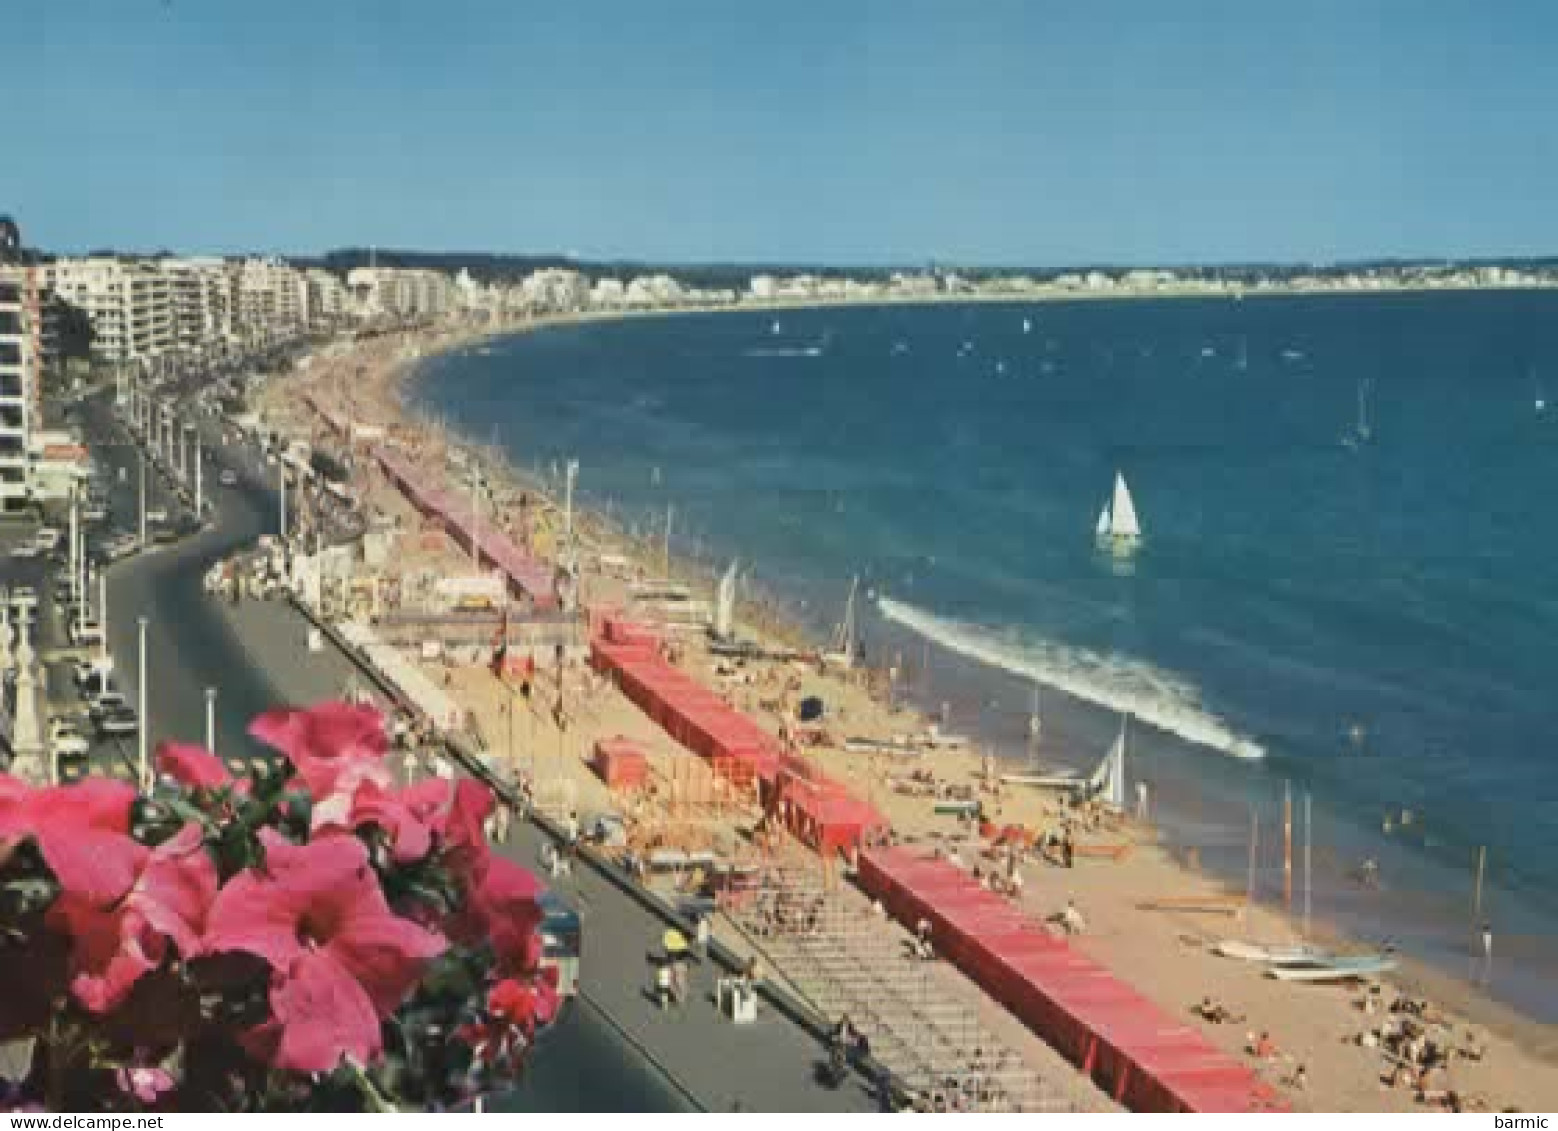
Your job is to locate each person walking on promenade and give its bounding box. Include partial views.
[694,912,711,956]
[1480,921,1493,985]
[654,961,672,1011]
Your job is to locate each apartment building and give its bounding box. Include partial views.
[0,242,33,513]
[162,257,234,350]
[304,268,351,326]
[345,266,457,321]
[233,257,306,336]
[44,257,175,363]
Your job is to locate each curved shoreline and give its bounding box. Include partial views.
[280,308,1558,1110]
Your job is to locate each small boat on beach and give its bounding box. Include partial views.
[1004,713,1128,808]
[1094,472,1143,556]
[1214,939,1332,965]
[1266,955,1397,983]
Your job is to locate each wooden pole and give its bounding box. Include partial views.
[1472,845,1486,926]
[1246,808,1259,913]
[1303,792,1312,937]
[1283,782,1293,909]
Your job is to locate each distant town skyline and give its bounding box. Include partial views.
[7,0,1558,265]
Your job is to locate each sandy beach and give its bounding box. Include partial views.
[259,318,1558,1113]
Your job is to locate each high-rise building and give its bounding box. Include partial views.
[345,266,457,321]
[304,268,350,326]
[233,257,306,337]
[162,257,234,350]
[0,217,35,513]
[43,257,175,362]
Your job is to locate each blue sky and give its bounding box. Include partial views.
[4,0,1556,265]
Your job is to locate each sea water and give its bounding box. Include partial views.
[415,291,1558,1018]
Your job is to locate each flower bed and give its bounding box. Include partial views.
[0,702,555,1112]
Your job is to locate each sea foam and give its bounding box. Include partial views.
[876,596,1266,761]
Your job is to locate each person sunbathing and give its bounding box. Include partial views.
[1248,1031,1278,1059]
[1194,997,1244,1024]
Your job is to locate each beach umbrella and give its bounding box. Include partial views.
[798,695,825,722]
[663,928,689,954]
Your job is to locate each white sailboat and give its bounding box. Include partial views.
[1004,712,1128,804]
[1095,472,1142,555]
[1341,379,1374,449]
[822,576,860,669]
[711,559,738,640]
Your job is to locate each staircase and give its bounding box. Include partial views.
[728,859,1067,1112]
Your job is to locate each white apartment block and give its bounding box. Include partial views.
[233,257,306,336]
[304,268,350,325]
[43,257,175,363]
[162,257,234,350]
[518,268,590,313]
[0,263,36,512]
[346,266,457,321]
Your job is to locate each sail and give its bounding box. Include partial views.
[1095,503,1112,537]
[1110,473,1142,539]
[829,576,859,658]
[1086,717,1129,808]
[713,560,738,639]
[1107,717,1127,809]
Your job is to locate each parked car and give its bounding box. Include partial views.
[95,707,138,738]
[8,542,41,559]
[219,469,238,486]
[9,586,39,614]
[49,719,92,760]
[70,619,104,646]
[33,527,62,553]
[145,507,169,524]
[74,659,114,691]
[87,689,129,718]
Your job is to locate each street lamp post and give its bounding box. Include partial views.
[469,466,480,570]
[138,450,148,548]
[194,435,203,517]
[137,616,150,793]
[98,571,109,669]
[205,687,217,755]
[68,486,80,607]
[279,463,288,543]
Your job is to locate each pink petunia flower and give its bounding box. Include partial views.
[0,775,141,907]
[114,1065,175,1105]
[200,830,446,1074]
[451,855,546,977]
[47,823,218,1013]
[248,701,392,800]
[154,742,236,792]
[323,777,495,869]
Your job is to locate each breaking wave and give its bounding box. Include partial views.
[876,596,1266,761]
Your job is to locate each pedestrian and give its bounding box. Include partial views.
[1480,920,1493,985]
[670,959,688,1006]
[694,912,711,956]
[654,961,672,1011]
